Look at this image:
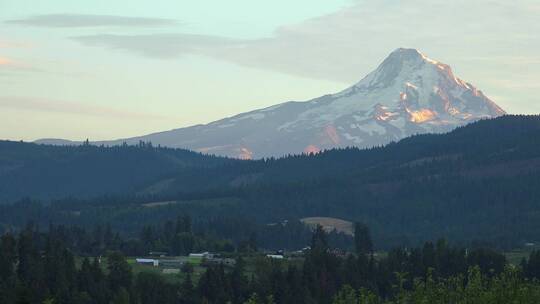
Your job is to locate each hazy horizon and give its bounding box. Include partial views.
[1,0,539,142]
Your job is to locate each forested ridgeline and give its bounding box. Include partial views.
[2,114,540,203]
[0,140,238,202]
[2,170,540,249]
[2,115,540,249]
[2,224,540,304]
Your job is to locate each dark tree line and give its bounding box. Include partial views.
[2,222,535,304]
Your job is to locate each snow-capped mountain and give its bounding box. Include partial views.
[37,48,505,158]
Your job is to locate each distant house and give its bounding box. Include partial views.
[189,252,213,259]
[330,248,348,257]
[136,258,159,267]
[159,259,184,268]
[204,257,236,267]
[266,254,284,259]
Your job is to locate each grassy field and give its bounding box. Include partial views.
[75,255,207,284]
[127,256,207,284]
[141,200,178,208]
[505,250,534,265]
[301,217,354,235]
[141,197,243,209]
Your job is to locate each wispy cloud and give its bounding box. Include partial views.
[0,96,172,120]
[73,34,236,58]
[490,79,540,90]
[0,57,42,74]
[6,14,178,28]
[0,57,12,65]
[69,0,540,84]
[0,41,32,48]
[458,56,540,65]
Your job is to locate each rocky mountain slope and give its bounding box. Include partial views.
[37,48,505,158]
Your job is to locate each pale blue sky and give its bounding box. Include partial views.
[1,0,539,141]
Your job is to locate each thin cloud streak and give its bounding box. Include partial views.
[0,41,32,48]
[0,57,43,74]
[0,57,12,65]
[69,0,540,84]
[0,96,173,120]
[73,34,237,59]
[6,14,179,28]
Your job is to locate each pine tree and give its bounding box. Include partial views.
[354,222,373,256]
[179,272,196,304]
[110,288,130,304]
[0,233,17,303]
[106,252,132,294]
[229,257,248,303]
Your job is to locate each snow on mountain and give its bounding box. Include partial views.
[36,48,505,158]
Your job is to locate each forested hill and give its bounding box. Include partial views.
[3,115,539,204]
[137,114,540,198]
[2,115,540,248]
[0,140,237,202]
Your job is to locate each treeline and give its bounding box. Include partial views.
[0,216,350,257]
[18,222,232,261]
[0,217,237,261]
[3,223,540,303]
[137,216,352,253]
[331,267,540,304]
[0,200,353,251]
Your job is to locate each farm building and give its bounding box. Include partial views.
[204,257,236,267]
[136,258,159,267]
[189,252,213,258]
[159,259,184,268]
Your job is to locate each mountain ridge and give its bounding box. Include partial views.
[36,48,505,158]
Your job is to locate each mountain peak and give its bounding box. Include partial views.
[389,47,423,58]
[387,48,438,64]
[353,48,453,91]
[36,49,506,159]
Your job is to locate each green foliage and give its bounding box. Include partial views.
[330,266,540,304]
[332,285,357,304]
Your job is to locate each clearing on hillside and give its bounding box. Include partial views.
[300,217,354,236]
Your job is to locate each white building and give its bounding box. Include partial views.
[136,258,159,267]
[189,252,213,259]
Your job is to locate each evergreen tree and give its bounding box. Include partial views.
[354,222,373,256]
[229,257,248,303]
[106,252,132,294]
[0,233,17,303]
[110,288,130,304]
[179,272,196,304]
